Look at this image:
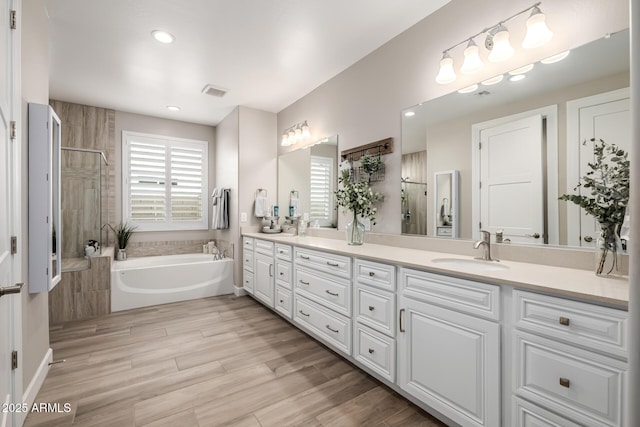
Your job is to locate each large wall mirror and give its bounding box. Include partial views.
[278,136,339,228]
[401,29,630,248]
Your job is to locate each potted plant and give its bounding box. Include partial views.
[334,167,384,245]
[109,222,137,260]
[559,138,629,275]
[359,154,383,183]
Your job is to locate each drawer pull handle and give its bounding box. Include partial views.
[559,317,570,326]
[327,262,340,267]
[325,290,339,296]
[368,305,375,311]
[279,272,284,276]
[279,250,285,254]
[326,325,339,333]
[299,280,309,285]
[300,255,310,260]
[559,378,571,388]
[245,259,249,262]
[269,264,273,277]
[399,308,406,332]
[368,348,375,354]
[279,299,284,303]
[299,310,310,317]
[369,271,375,277]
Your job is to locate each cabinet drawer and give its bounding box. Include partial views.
[275,286,292,319]
[354,324,395,382]
[255,239,274,256]
[242,269,254,295]
[294,295,351,355]
[242,236,254,251]
[355,259,395,291]
[243,251,254,272]
[400,267,500,321]
[513,290,628,358]
[513,397,582,427]
[275,244,292,261]
[514,331,626,427]
[275,260,292,290]
[294,247,351,279]
[295,267,351,316]
[355,284,395,337]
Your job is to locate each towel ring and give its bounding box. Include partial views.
[290,190,299,198]
[255,188,268,198]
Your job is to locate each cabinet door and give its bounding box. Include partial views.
[254,252,274,308]
[397,296,500,427]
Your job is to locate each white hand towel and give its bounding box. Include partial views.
[289,197,301,217]
[254,196,268,217]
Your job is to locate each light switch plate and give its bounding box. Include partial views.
[303,212,309,221]
[240,212,247,222]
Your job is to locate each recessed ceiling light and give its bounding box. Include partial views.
[509,64,534,75]
[152,30,175,44]
[458,84,479,94]
[481,75,504,86]
[541,50,570,64]
[509,74,526,82]
[404,111,416,117]
[166,105,181,111]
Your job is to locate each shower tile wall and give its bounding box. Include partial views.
[401,151,428,235]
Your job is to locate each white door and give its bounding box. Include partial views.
[478,115,544,244]
[397,296,500,427]
[254,252,274,307]
[1,0,18,426]
[567,89,630,247]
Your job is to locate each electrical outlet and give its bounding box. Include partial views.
[240,212,247,222]
[303,212,309,221]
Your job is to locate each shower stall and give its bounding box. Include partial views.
[60,147,109,271]
[401,178,428,235]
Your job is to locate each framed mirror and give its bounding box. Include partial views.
[278,136,339,228]
[401,29,630,247]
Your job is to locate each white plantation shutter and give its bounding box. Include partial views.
[309,156,334,226]
[123,132,209,231]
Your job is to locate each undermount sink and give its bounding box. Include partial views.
[431,257,509,272]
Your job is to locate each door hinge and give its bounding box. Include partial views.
[10,121,17,140]
[10,10,17,30]
[11,236,17,254]
[11,351,18,370]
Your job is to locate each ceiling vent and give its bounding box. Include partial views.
[201,84,228,98]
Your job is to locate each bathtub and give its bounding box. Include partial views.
[111,253,234,312]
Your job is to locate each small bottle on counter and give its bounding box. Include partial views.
[273,205,279,217]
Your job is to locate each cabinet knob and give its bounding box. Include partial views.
[368,271,375,277]
[368,348,375,354]
[559,317,570,326]
[279,272,284,276]
[368,305,375,311]
[279,299,284,303]
[559,378,570,388]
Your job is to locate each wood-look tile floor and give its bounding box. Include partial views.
[24,295,446,427]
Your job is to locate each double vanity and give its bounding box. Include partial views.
[241,232,628,427]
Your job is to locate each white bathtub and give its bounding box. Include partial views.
[111,253,234,312]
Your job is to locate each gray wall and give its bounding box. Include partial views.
[21,0,51,390]
[277,0,630,234]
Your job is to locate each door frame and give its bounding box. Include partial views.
[471,105,559,244]
[565,87,630,247]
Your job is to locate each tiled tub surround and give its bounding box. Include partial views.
[241,232,628,427]
[125,239,234,259]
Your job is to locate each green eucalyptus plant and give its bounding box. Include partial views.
[559,138,629,274]
[335,168,384,225]
[359,154,383,175]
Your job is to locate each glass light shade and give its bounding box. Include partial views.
[488,28,514,63]
[541,50,570,64]
[435,54,456,84]
[294,126,302,140]
[481,74,504,86]
[461,41,484,74]
[509,64,534,75]
[522,8,553,49]
[509,74,526,82]
[302,121,310,138]
[281,134,290,146]
[458,84,478,94]
[288,130,296,145]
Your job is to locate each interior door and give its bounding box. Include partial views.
[479,115,544,244]
[0,0,17,425]
[575,96,630,248]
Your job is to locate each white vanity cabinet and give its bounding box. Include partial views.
[397,267,501,427]
[353,259,396,382]
[274,243,293,318]
[293,247,352,356]
[510,290,628,427]
[254,239,275,307]
[241,237,254,295]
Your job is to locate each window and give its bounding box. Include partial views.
[309,155,334,226]
[122,131,209,231]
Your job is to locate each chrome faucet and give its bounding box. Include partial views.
[474,230,494,261]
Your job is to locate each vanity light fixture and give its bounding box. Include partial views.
[481,75,504,86]
[458,84,479,94]
[540,50,570,64]
[434,2,552,84]
[281,120,312,147]
[151,30,175,44]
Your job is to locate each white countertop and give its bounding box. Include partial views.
[243,232,629,309]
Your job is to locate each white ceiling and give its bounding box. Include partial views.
[45,0,450,126]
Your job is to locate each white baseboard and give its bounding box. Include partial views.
[234,286,247,297]
[23,348,52,407]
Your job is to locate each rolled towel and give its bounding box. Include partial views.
[255,196,268,217]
